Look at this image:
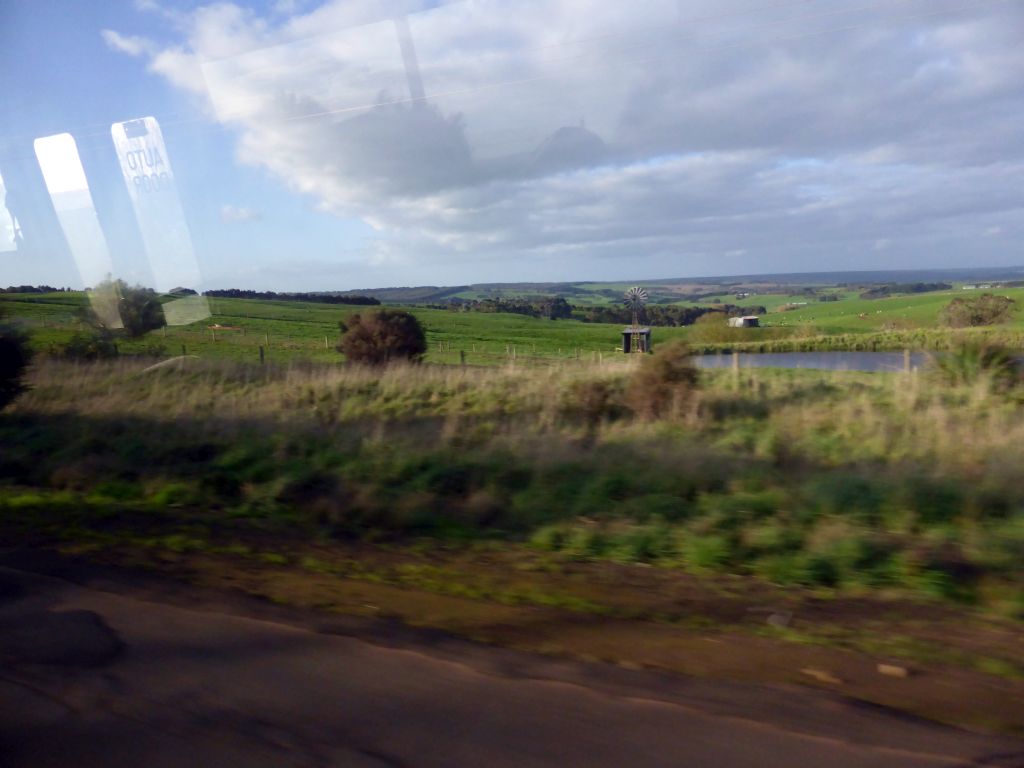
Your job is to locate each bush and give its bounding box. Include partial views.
[682,533,734,570]
[558,379,623,427]
[0,316,32,409]
[58,330,119,360]
[338,309,427,365]
[81,279,165,339]
[627,340,699,419]
[939,294,1016,328]
[687,312,741,345]
[931,343,1019,389]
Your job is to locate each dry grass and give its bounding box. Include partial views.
[13,356,1024,471]
[4,356,1022,611]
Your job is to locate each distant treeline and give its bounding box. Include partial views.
[2,285,71,294]
[438,297,768,326]
[859,282,953,300]
[444,297,574,319]
[575,304,766,327]
[203,289,380,305]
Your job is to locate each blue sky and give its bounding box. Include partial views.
[1,0,1022,291]
[1,0,377,290]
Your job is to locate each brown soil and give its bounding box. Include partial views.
[1,528,1021,737]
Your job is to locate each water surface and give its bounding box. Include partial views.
[693,351,930,372]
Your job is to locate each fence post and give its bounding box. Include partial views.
[259,345,265,365]
[460,350,466,366]
[181,344,186,357]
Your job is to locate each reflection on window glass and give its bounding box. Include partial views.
[0,170,21,252]
[32,133,114,289]
[111,116,209,324]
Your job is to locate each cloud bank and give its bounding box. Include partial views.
[104,0,1024,278]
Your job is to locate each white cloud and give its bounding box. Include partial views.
[104,0,1024,278]
[100,29,153,57]
[220,205,261,222]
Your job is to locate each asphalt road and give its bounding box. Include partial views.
[1,566,1022,768]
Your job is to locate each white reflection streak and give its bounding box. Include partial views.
[33,133,119,327]
[0,169,19,252]
[111,116,209,324]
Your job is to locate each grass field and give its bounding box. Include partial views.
[764,287,1024,332]
[1,291,691,365]
[3,293,1023,731]
[5,284,1024,365]
[3,355,1022,613]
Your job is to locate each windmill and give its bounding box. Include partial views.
[623,286,650,353]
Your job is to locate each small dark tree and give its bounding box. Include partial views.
[540,297,573,320]
[83,279,166,339]
[337,309,427,365]
[0,312,32,409]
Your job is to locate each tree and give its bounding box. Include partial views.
[0,311,32,409]
[539,297,573,320]
[337,309,427,365]
[82,279,166,339]
[939,294,1016,328]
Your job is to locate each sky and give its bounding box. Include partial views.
[0,0,1022,291]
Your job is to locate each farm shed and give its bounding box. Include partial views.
[727,316,761,328]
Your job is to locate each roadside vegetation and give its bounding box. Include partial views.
[1,345,1021,616]
[0,309,32,409]
[2,285,1022,730]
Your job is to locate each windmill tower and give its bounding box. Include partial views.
[622,286,651,353]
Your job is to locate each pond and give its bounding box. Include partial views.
[693,351,931,372]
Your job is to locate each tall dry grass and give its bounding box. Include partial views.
[4,356,1022,609]
[12,356,1024,472]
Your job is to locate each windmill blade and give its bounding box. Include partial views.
[623,286,648,308]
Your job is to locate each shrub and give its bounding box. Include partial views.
[338,309,427,365]
[805,474,885,524]
[558,378,623,427]
[0,315,31,409]
[627,340,699,419]
[687,312,739,344]
[939,294,1016,328]
[931,343,1019,389]
[682,533,734,570]
[58,330,119,360]
[84,279,166,338]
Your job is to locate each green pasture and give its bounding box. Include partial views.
[0,292,686,365]
[765,287,1024,332]
[4,284,1022,363]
